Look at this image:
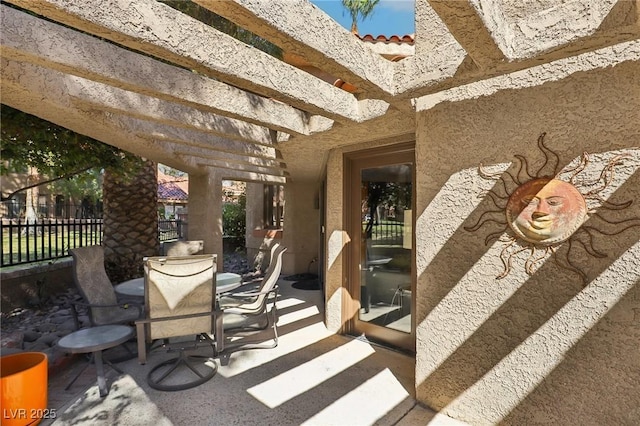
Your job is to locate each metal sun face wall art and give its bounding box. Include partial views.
[505,177,587,246]
[466,132,638,284]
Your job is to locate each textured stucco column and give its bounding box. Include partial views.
[413,60,640,425]
[324,149,349,333]
[280,180,320,276]
[245,182,272,272]
[188,172,223,271]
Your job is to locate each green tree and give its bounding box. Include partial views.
[223,192,247,239]
[342,0,381,33]
[50,169,104,211]
[158,163,186,178]
[223,192,247,253]
[1,105,142,201]
[1,104,157,279]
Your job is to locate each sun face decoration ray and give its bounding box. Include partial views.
[465,132,639,285]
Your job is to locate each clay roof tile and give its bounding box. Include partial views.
[357,33,414,45]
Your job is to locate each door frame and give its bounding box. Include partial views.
[342,142,416,352]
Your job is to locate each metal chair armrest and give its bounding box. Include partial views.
[135,311,218,364]
[70,301,144,328]
[222,285,279,299]
[71,300,142,312]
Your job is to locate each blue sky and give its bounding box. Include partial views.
[310,0,415,36]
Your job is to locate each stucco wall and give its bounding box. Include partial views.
[245,182,273,272]
[280,181,321,276]
[188,173,224,271]
[325,149,347,333]
[414,61,639,424]
[245,181,320,277]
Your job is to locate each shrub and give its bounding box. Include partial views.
[223,194,246,239]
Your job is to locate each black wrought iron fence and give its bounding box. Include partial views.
[0,200,103,220]
[158,219,187,241]
[1,219,186,267]
[1,219,103,267]
[364,219,406,245]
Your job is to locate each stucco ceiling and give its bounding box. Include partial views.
[1,0,638,184]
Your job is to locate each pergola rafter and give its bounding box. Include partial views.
[2,0,637,183]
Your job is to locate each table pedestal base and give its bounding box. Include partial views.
[57,325,134,397]
[65,352,125,397]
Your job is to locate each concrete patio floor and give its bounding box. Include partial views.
[43,280,468,426]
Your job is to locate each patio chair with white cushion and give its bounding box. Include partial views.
[135,254,218,391]
[218,244,286,357]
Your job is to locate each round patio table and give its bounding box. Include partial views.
[115,273,242,299]
[57,325,134,397]
[216,272,243,293]
[114,277,144,299]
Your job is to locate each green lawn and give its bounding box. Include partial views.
[1,231,102,266]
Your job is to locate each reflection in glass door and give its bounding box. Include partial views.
[347,146,414,351]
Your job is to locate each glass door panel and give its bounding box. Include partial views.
[347,146,414,351]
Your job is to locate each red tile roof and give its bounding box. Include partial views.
[158,181,188,202]
[156,170,245,203]
[357,34,415,44]
[158,170,189,202]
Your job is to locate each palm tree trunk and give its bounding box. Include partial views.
[102,159,158,282]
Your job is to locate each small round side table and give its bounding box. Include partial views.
[57,325,134,397]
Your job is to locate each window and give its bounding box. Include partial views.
[55,195,65,217]
[38,194,48,217]
[263,184,284,229]
[4,194,25,219]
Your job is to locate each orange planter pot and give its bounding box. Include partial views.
[1,352,48,426]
